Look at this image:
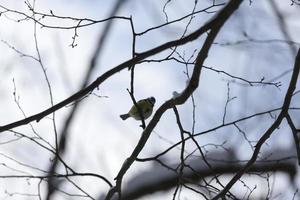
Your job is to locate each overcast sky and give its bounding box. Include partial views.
[0,0,300,199]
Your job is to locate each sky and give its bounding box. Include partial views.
[0,0,300,199]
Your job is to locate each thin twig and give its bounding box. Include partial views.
[105,1,243,199]
[212,48,300,200]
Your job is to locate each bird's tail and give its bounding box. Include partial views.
[120,114,130,120]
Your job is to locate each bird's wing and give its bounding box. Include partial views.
[129,100,147,115]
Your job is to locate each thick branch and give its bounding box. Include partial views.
[45,1,129,200]
[105,0,243,199]
[212,47,300,200]
[122,157,297,200]
[0,1,238,133]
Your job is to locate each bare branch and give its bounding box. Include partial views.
[212,47,300,200]
[105,1,243,199]
[0,1,240,133]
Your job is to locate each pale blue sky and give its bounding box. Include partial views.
[0,0,299,199]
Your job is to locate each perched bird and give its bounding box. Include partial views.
[120,97,156,120]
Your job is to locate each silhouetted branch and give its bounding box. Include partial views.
[0,2,241,134]
[137,107,300,162]
[105,1,243,199]
[212,47,300,200]
[99,149,297,200]
[45,0,129,199]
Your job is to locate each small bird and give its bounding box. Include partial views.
[120,97,156,120]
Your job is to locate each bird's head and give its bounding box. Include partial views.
[148,97,156,106]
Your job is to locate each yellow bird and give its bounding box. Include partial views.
[120,97,156,120]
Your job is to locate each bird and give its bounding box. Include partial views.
[120,97,156,120]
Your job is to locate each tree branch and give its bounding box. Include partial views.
[0,1,239,133]
[45,0,129,199]
[212,47,300,200]
[104,0,243,199]
[122,157,297,200]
